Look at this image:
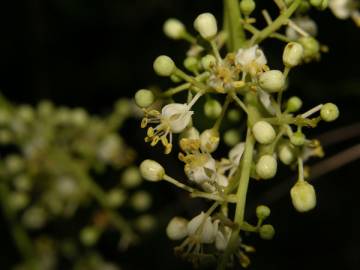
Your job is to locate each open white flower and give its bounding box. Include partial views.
[184,153,216,184]
[187,212,218,244]
[235,45,267,76]
[142,92,202,153]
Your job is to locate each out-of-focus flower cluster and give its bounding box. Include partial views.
[0,96,155,269]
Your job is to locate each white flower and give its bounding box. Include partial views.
[187,212,218,244]
[161,103,193,133]
[200,129,220,153]
[258,89,276,115]
[229,142,245,166]
[215,225,232,251]
[184,153,216,184]
[235,45,267,75]
[286,17,318,40]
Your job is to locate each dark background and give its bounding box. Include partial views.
[0,0,359,269]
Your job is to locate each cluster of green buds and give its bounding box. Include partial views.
[0,96,155,269]
[135,0,340,268]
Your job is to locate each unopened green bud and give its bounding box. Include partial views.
[121,166,142,188]
[135,214,156,233]
[204,99,222,119]
[201,54,216,70]
[259,70,286,93]
[106,189,127,208]
[310,0,328,10]
[298,37,320,62]
[153,55,175,77]
[227,109,241,122]
[252,121,276,145]
[283,42,304,68]
[140,159,165,182]
[166,216,188,240]
[320,103,339,122]
[224,129,241,146]
[278,144,296,165]
[80,226,100,246]
[184,57,199,72]
[240,0,256,16]
[256,155,278,180]
[259,224,275,240]
[130,191,152,212]
[290,180,316,212]
[290,131,305,146]
[135,89,154,108]
[194,13,218,40]
[256,205,271,220]
[163,18,186,40]
[286,96,303,113]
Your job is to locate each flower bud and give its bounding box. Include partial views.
[153,55,176,77]
[310,0,328,10]
[139,159,165,182]
[256,155,277,180]
[256,205,271,220]
[227,109,242,122]
[283,42,304,68]
[286,96,303,113]
[252,121,276,145]
[298,37,320,62]
[121,166,142,188]
[130,191,152,212]
[80,226,100,246]
[200,129,220,153]
[194,13,218,40]
[135,89,154,108]
[259,224,275,240]
[163,18,185,40]
[180,127,200,140]
[106,189,127,208]
[204,99,222,119]
[290,131,305,146]
[259,70,286,93]
[183,56,199,72]
[201,54,216,70]
[240,0,256,16]
[135,214,156,233]
[278,144,295,165]
[224,129,241,147]
[290,180,317,212]
[320,103,339,122]
[166,217,189,240]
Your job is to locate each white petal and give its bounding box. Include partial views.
[229,142,245,166]
[258,89,276,115]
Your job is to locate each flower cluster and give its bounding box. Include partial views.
[0,97,155,269]
[136,1,341,268]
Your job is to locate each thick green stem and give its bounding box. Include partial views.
[250,0,302,45]
[224,0,246,51]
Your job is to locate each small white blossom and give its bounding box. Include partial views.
[235,45,267,75]
[187,212,218,244]
[184,153,216,184]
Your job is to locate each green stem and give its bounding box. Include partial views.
[224,0,246,51]
[250,0,302,45]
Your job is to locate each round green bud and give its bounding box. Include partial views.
[121,166,142,188]
[139,159,165,182]
[259,70,286,93]
[256,205,271,220]
[290,180,316,212]
[135,89,155,108]
[194,13,218,40]
[283,42,304,68]
[320,103,339,122]
[37,100,54,118]
[259,224,275,240]
[166,216,188,240]
[256,155,278,180]
[278,144,295,165]
[130,190,152,212]
[298,37,320,62]
[223,129,241,147]
[71,108,88,127]
[8,192,29,211]
[310,0,328,10]
[80,226,100,246]
[183,57,199,72]
[204,99,222,119]
[286,96,303,113]
[18,105,35,123]
[135,214,156,233]
[163,18,185,40]
[201,54,216,70]
[290,131,306,146]
[252,121,276,145]
[153,55,175,77]
[115,99,131,116]
[240,0,256,16]
[22,207,46,229]
[227,109,241,122]
[106,189,127,208]
[5,155,24,174]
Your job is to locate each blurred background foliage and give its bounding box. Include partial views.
[0,0,359,269]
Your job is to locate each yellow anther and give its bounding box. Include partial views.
[141,118,148,128]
